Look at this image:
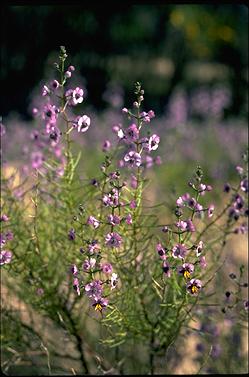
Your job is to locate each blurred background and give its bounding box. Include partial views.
[1,4,248,118]
[1,3,248,210]
[1,4,248,193]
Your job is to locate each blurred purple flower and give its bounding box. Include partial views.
[85,279,103,299]
[105,232,122,248]
[172,243,187,259]
[0,250,12,265]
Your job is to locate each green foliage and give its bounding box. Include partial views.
[1,48,248,375]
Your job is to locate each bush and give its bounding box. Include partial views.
[1,46,248,375]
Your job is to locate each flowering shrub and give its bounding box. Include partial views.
[1,47,248,375]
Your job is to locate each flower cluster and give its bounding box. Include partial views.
[31,46,91,173]
[0,214,13,266]
[68,83,162,313]
[70,245,118,313]
[156,167,215,296]
[69,164,135,312]
[224,162,248,235]
[1,46,248,375]
[112,83,161,170]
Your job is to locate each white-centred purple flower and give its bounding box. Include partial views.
[105,232,122,248]
[124,151,141,167]
[74,115,91,133]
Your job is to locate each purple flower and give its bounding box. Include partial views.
[83,258,96,271]
[234,195,245,210]
[186,219,196,232]
[65,89,73,102]
[71,264,78,275]
[107,214,120,226]
[176,220,188,231]
[42,103,58,125]
[234,223,248,234]
[178,263,194,279]
[140,110,155,122]
[74,115,90,133]
[196,241,204,257]
[66,87,84,106]
[187,197,197,208]
[0,214,9,222]
[117,127,125,139]
[182,192,191,201]
[148,110,155,119]
[36,288,44,296]
[124,151,141,167]
[124,124,139,142]
[109,171,120,180]
[101,263,113,274]
[110,273,118,290]
[155,155,162,165]
[244,300,249,311]
[105,232,122,248]
[51,80,60,90]
[147,134,160,151]
[199,183,207,193]
[0,234,6,248]
[87,216,100,229]
[172,243,188,259]
[85,279,103,299]
[118,159,125,168]
[208,204,215,218]
[87,240,101,254]
[130,200,137,209]
[42,85,50,96]
[199,256,207,269]
[73,278,80,296]
[162,261,171,277]
[31,151,44,169]
[32,107,38,117]
[228,207,240,221]
[0,122,6,136]
[145,155,154,168]
[240,179,248,193]
[49,125,61,144]
[91,297,109,312]
[187,278,202,296]
[68,228,76,241]
[72,87,84,105]
[157,243,167,260]
[5,231,14,241]
[176,193,190,207]
[68,65,75,72]
[102,140,111,152]
[224,183,231,193]
[91,178,99,187]
[65,71,72,78]
[0,250,12,265]
[236,166,244,175]
[195,203,204,217]
[162,226,169,233]
[125,213,132,225]
[102,188,119,207]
